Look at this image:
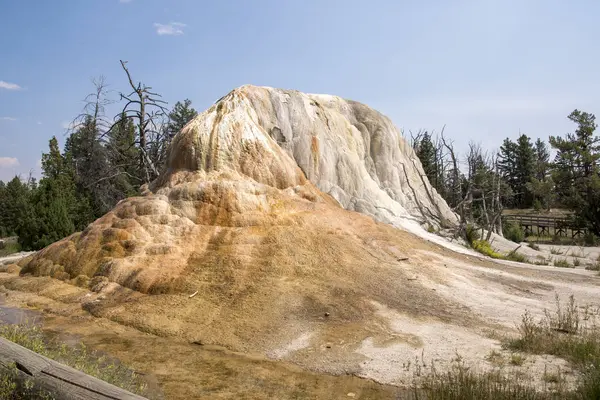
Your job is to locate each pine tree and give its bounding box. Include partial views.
[498,135,536,208]
[526,139,553,210]
[0,177,33,238]
[18,137,79,249]
[498,138,518,207]
[550,110,600,234]
[514,134,536,208]
[19,179,75,249]
[415,132,438,189]
[534,138,550,181]
[107,113,141,196]
[65,115,115,219]
[166,99,198,139]
[0,181,6,237]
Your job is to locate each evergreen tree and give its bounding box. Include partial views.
[415,132,438,189]
[498,138,518,206]
[514,134,536,208]
[19,179,75,249]
[550,110,600,234]
[534,138,550,181]
[107,113,141,196]
[0,181,6,237]
[526,139,553,210]
[166,99,198,139]
[498,135,536,208]
[18,137,79,249]
[65,115,114,219]
[0,177,33,238]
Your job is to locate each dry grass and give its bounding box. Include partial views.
[0,323,150,398]
[415,364,549,400]
[410,295,600,399]
[0,241,20,258]
[501,295,600,399]
[553,259,573,268]
[528,243,541,251]
[510,353,527,366]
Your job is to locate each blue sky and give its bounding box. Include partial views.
[1,0,599,181]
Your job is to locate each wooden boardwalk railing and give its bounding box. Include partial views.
[0,336,148,400]
[503,214,587,238]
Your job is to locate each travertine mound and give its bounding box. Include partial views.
[158,85,458,229]
[20,85,473,382]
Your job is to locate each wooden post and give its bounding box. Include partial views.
[0,337,148,400]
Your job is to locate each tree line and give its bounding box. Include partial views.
[0,61,198,250]
[412,109,600,239]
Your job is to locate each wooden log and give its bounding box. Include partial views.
[0,337,148,400]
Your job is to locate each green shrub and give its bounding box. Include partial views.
[504,222,525,243]
[506,251,527,263]
[584,232,597,246]
[0,242,20,257]
[585,262,600,271]
[465,224,480,246]
[553,259,573,268]
[473,240,504,259]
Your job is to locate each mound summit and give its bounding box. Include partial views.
[19,85,471,382]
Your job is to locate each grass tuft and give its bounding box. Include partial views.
[528,243,541,251]
[509,353,527,366]
[415,364,545,400]
[0,241,20,258]
[553,259,573,268]
[0,323,150,398]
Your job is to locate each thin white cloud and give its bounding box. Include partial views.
[1,117,16,121]
[0,81,21,90]
[154,22,186,36]
[119,0,133,3]
[0,157,19,168]
[37,121,42,125]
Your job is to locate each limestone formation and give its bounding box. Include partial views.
[18,85,469,384]
[158,85,458,230]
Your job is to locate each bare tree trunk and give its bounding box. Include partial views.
[118,60,166,183]
[442,134,466,238]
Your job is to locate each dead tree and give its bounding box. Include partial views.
[409,129,427,150]
[441,134,468,239]
[117,60,168,183]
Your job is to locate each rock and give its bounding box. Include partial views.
[161,85,458,231]
[347,393,356,398]
[15,85,465,380]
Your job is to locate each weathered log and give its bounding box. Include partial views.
[0,337,148,400]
